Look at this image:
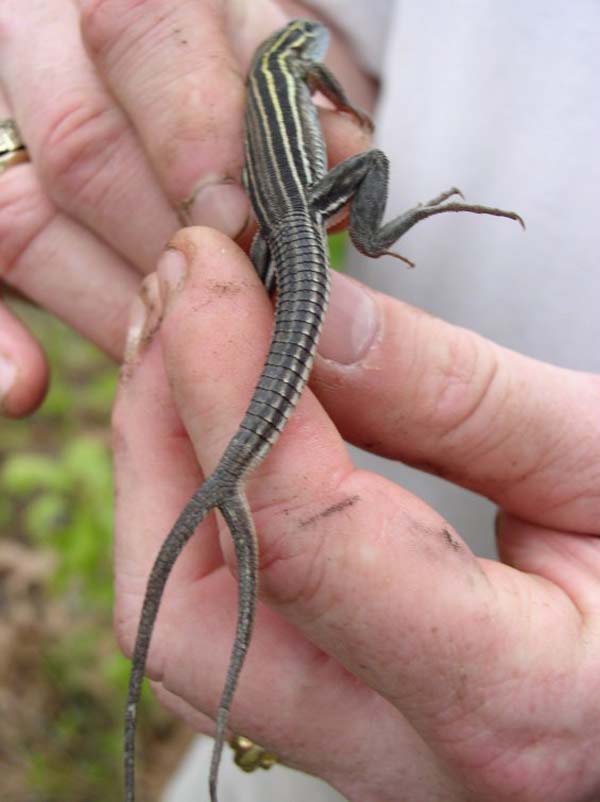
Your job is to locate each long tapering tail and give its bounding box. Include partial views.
[124,475,258,802]
[124,212,330,802]
[209,493,258,802]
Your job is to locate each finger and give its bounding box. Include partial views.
[312,270,600,533]
[80,0,283,237]
[496,512,600,616]
[80,0,373,240]
[155,228,351,507]
[112,275,222,657]
[150,682,215,736]
[152,612,445,802]
[0,299,48,416]
[112,271,444,794]
[151,229,597,800]
[153,604,444,802]
[0,141,140,359]
[0,81,140,357]
[0,0,178,273]
[153,228,485,703]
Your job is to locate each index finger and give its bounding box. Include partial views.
[152,229,598,791]
[80,0,286,237]
[311,271,600,535]
[80,0,374,238]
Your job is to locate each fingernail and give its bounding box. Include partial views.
[0,351,16,401]
[319,271,379,365]
[157,247,188,308]
[181,178,250,239]
[124,273,162,361]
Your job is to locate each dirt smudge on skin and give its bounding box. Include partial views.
[442,527,461,552]
[206,280,244,296]
[299,495,360,529]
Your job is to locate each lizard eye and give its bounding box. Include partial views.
[292,19,328,59]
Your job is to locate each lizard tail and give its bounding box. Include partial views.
[123,475,258,802]
[209,493,258,802]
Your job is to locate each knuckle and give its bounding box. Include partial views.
[80,0,142,57]
[82,0,186,67]
[150,74,245,190]
[0,168,55,281]
[79,0,112,55]
[261,521,328,610]
[38,91,124,210]
[418,324,499,441]
[143,50,245,152]
[256,478,357,615]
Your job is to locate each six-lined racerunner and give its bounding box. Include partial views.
[123,18,523,802]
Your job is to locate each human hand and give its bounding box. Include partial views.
[0,0,373,414]
[113,226,600,802]
[0,294,47,417]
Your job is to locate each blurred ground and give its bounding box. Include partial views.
[0,235,348,801]
[0,303,192,802]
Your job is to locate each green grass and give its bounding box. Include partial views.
[328,230,348,269]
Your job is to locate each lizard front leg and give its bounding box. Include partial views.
[305,62,373,131]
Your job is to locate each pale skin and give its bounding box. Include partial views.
[115,227,600,802]
[0,0,370,414]
[2,1,600,800]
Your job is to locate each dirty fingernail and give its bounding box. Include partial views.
[319,271,379,365]
[124,273,162,361]
[157,248,188,308]
[182,179,250,239]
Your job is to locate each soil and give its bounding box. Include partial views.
[0,539,193,802]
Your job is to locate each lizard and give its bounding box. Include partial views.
[123,18,523,802]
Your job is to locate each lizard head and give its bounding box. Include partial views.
[250,18,330,74]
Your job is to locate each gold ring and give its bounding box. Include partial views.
[229,734,279,773]
[0,119,29,174]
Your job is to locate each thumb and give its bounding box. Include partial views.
[311,270,600,533]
